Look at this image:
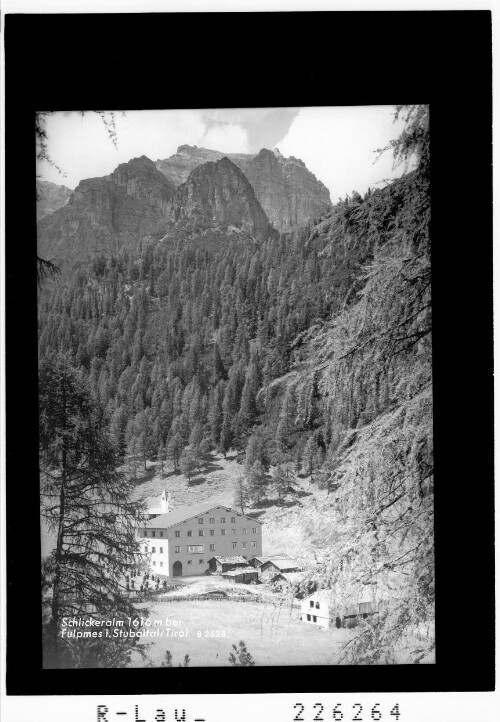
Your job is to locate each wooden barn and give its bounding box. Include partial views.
[259,556,301,580]
[208,555,248,574]
[248,555,268,569]
[221,566,259,584]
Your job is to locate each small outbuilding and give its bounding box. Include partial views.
[259,556,301,580]
[208,555,249,574]
[248,555,268,569]
[221,566,259,584]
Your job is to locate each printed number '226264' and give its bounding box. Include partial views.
[292,703,401,721]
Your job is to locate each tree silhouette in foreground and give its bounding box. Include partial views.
[39,354,147,668]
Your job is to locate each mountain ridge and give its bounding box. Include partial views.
[156,144,332,232]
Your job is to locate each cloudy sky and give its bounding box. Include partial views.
[37,106,412,200]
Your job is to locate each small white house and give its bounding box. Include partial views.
[301,573,406,629]
[301,590,335,629]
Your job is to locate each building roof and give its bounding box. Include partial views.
[221,566,258,576]
[303,589,334,604]
[279,571,307,584]
[143,503,263,530]
[209,555,248,565]
[262,558,300,571]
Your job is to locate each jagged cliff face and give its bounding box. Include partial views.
[156,145,332,232]
[36,180,73,221]
[37,156,176,261]
[171,157,271,240]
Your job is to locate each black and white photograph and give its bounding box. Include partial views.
[36,104,434,669]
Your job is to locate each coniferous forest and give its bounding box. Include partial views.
[38,105,434,666]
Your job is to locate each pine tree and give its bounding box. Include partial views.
[233,471,249,515]
[247,461,267,506]
[275,385,297,457]
[238,360,260,440]
[167,432,183,474]
[179,448,198,484]
[228,640,255,666]
[39,355,146,668]
[272,464,288,506]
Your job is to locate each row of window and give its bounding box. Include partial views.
[150,559,205,567]
[306,614,318,623]
[144,539,259,555]
[310,600,320,609]
[200,516,236,524]
[173,541,257,553]
[146,527,258,538]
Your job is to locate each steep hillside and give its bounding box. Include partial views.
[37,156,176,262]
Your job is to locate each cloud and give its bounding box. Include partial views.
[200,123,250,153]
[277,106,411,200]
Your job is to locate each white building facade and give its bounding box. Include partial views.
[138,502,263,578]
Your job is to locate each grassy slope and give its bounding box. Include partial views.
[131,451,331,563]
[130,598,352,667]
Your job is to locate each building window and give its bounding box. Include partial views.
[187,530,192,537]
[187,545,204,554]
[153,561,156,566]
[160,532,164,537]
[315,602,320,609]
[199,559,204,564]
[175,546,180,553]
[199,530,204,537]
[187,560,192,565]
[251,541,257,548]
[152,547,156,553]
[160,547,163,554]
[310,600,314,608]
[232,528,237,534]
[175,531,181,538]
[252,528,257,534]
[243,528,247,534]
[313,616,317,623]
[220,517,226,523]
[209,518,215,524]
[210,544,215,551]
[221,529,226,535]
[198,518,203,524]
[160,562,163,567]
[232,542,237,550]
[210,529,215,536]
[144,546,148,553]
[306,614,311,621]
[231,516,236,523]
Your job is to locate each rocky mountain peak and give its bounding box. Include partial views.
[38,156,176,262]
[36,179,73,221]
[171,157,271,239]
[156,145,332,232]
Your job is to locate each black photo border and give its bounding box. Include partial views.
[4,10,494,695]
